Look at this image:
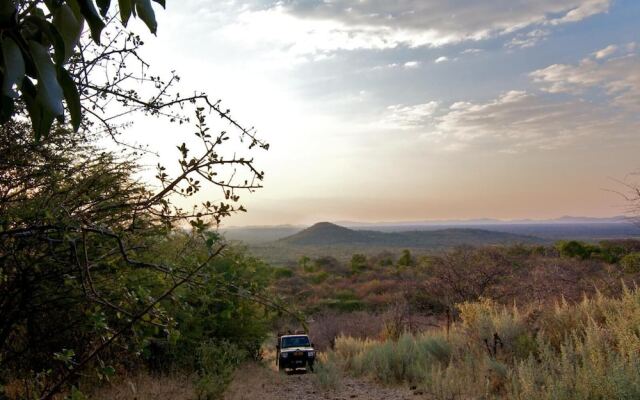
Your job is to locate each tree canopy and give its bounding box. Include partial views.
[0,0,168,138]
[0,1,278,398]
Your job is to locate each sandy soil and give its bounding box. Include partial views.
[224,363,422,400]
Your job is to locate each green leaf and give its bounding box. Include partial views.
[53,348,76,364]
[28,41,64,117]
[135,0,157,34]
[53,4,83,62]
[66,0,83,20]
[23,16,66,66]
[0,1,16,25]
[58,68,81,131]
[70,387,88,400]
[118,0,132,26]
[96,0,111,17]
[22,78,55,141]
[77,0,106,44]
[1,37,25,98]
[0,95,15,124]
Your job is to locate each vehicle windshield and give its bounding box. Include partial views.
[281,336,310,348]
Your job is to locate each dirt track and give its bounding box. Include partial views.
[224,363,421,400]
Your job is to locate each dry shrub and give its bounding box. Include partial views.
[313,352,343,391]
[309,311,387,350]
[333,287,640,399]
[354,279,398,299]
[424,246,621,310]
[89,373,195,400]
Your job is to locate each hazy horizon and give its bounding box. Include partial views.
[221,214,633,229]
[121,0,639,226]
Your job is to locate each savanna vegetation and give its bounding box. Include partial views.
[323,286,640,399]
[0,1,284,399]
[4,1,640,399]
[274,241,639,333]
[278,240,640,399]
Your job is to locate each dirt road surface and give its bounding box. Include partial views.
[224,363,421,400]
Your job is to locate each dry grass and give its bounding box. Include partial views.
[89,373,195,400]
[332,286,640,399]
[223,363,283,400]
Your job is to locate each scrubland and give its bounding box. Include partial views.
[6,239,640,399]
[319,286,640,399]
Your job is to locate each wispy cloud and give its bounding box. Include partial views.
[461,48,483,55]
[382,101,440,129]
[430,91,628,152]
[531,43,640,109]
[217,0,611,57]
[506,29,550,49]
[593,44,618,59]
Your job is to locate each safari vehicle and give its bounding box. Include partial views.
[276,332,316,372]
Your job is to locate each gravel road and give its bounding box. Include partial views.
[224,363,423,400]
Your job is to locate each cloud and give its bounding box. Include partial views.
[382,101,440,129]
[593,44,618,59]
[404,61,421,68]
[432,91,619,151]
[283,0,610,35]
[506,29,550,49]
[220,1,611,56]
[531,44,640,109]
[383,89,638,152]
[434,56,449,63]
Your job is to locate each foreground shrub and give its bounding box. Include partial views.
[195,341,248,400]
[314,353,343,391]
[334,287,640,399]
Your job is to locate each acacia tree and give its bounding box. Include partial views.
[0,0,274,397]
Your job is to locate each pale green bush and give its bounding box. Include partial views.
[333,335,376,369]
[314,353,343,391]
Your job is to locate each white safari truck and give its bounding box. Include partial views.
[276,332,316,372]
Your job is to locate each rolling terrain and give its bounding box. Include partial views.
[244,222,546,264]
[223,217,640,244]
[278,222,543,247]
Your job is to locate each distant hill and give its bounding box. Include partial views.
[221,217,640,245]
[278,222,543,248]
[222,225,302,244]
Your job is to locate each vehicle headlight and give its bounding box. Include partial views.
[307,351,315,357]
[281,352,288,358]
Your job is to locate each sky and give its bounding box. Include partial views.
[126,0,640,226]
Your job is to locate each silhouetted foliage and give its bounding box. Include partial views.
[0,2,273,397]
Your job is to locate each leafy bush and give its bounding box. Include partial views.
[620,252,640,273]
[195,341,248,400]
[273,267,294,279]
[556,240,600,260]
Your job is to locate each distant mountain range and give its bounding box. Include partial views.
[277,222,543,248]
[222,216,640,244]
[334,215,630,227]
